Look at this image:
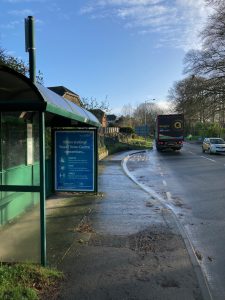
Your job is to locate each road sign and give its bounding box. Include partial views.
[135,125,150,137]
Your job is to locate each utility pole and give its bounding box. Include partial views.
[25,16,36,84]
[144,100,147,140]
[144,99,156,140]
[24,16,46,267]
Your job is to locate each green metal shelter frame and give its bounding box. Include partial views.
[0,64,100,265]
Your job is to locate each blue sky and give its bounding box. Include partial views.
[0,0,211,114]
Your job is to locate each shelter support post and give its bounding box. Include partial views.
[39,112,46,266]
[94,129,98,194]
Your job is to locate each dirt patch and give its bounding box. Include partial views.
[129,227,177,255]
[88,226,178,256]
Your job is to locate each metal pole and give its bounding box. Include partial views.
[145,101,147,140]
[26,16,36,84]
[94,129,98,194]
[39,112,46,266]
[145,99,156,141]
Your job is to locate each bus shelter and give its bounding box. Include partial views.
[0,64,100,265]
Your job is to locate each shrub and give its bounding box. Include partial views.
[119,127,134,134]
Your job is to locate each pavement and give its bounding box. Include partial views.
[46,150,211,300]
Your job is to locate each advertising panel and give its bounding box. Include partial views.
[55,130,95,192]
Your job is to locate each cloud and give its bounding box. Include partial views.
[46,3,72,21]
[80,0,212,51]
[5,0,44,2]
[97,0,162,6]
[8,9,34,16]
[80,6,95,15]
[0,20,20,29]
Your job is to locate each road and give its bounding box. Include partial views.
[126,143,225,300]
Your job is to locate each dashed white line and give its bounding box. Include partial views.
[163,180,167,187]
[200,156,216,162]
[189,151,194,154]
[166,191,172,202]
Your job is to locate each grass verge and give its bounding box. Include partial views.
[0,263,63,300]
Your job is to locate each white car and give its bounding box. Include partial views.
[202,137,225,154]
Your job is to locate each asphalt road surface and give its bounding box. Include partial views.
[127,142,225,300]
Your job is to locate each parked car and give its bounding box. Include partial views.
[202,137,225,154]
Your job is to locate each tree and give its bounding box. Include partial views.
[170,0,225,135]
[133,102,164,127]
[121,104,133,118]
[184,1,225,87]
[120,104,135,127]
[81,96,110,112]
[0,47,43,84]
[119,127,134,134]
[0,48,28,74]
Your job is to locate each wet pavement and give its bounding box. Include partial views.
[130,144,225,300]
[46,151,206,300]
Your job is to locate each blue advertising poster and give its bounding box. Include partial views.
[55,131,95,191]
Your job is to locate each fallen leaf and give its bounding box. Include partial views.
[195,250,202,260]
[208,256,213,262]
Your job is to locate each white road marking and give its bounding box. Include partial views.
[200,156,216,163]
[189,151,194,154]
[163,180,167,186]
[166,191,172,202]
[160,172,164,177]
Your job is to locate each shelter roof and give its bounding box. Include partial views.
[0,64,100,127]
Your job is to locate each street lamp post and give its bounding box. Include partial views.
[144,101,147,140]
[144,99,155,140]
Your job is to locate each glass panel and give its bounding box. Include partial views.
[0,192,40,263]
[37,83,99,125]
[0,112,40,186]
[82,109,100,123]
[37,84,74,113]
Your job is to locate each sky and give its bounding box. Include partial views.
[0,0,212,114]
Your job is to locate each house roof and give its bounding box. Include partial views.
[48,86,82,106]
[0,64,100,127]
[107,114,117,121]
[48,86,79,98]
